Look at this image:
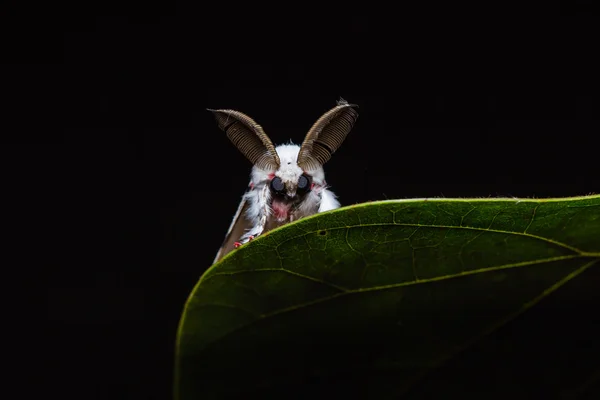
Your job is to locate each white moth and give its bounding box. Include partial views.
[208,98,359,264]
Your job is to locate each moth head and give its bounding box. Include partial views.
[268,144,312,200]
[270,98,359,200]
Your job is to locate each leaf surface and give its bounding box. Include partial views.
[175,195,600,399]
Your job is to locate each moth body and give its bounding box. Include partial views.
[209,99,358,264]
[247,143,339,230]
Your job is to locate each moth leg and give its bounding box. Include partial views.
[239,184,269,244]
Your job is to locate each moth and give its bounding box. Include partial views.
[209,98,359,264]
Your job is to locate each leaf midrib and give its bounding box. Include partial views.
[203,253,599,315]
[204,251,600,291]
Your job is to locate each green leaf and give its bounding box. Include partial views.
[175,195,600,399]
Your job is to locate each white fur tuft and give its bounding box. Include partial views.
[273,144,304,186]
[318,189,340,211]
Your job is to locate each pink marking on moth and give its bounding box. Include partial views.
[234,242,242,248]
[310,182,315,190]
[249,235,254,240]
[268,173,275,180]
[249,182,254,189]
[271,199,291,221]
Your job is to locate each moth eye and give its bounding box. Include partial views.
[297,174,311,192]
[270,177,285,193]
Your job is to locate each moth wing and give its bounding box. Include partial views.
[213,195,251,264]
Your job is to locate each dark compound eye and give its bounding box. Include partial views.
[297,174,311,191]
[270,177,285,193]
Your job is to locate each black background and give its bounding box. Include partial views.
[18,2,597,399]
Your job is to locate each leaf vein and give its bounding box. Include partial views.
[205,268,349,292]
[260,254,592,320]
[524,204,539,234]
